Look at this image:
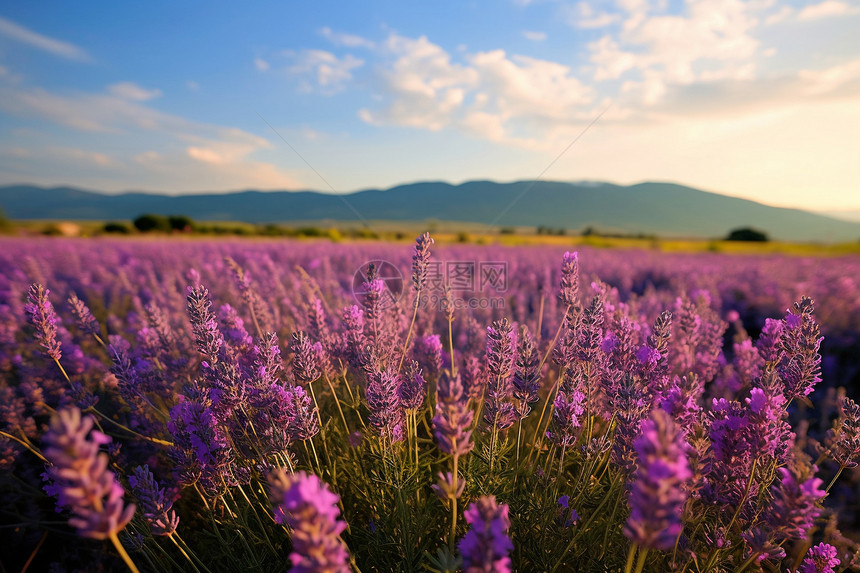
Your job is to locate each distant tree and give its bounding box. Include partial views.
[168,215,195,232]
[0,206,12,234]
[499,227,516,235]
[133,214,170,232]
[103,222,132,234]
[725,227,769,242]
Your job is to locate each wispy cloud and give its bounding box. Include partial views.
[319,27,375,49]
[797,0,860,20]
[0,16,92,62]
[108,82,162,101]
[522,30,547,41]
[0,81,303,191]
[569,2,622,29]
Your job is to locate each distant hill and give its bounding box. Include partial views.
[818,209,860,224]
[2,180,860,242]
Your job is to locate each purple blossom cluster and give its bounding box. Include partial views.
[41,407,136,540]
[268,469,350,572]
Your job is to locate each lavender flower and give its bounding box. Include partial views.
[511,325,540,418]
[797,543,841,573]
[777,297,822,400]
[341,304,366,368]
[400,360,426,411]
[67,292,100,337]
[433,371,474,457]
[366,370,404,442]
[412,232,434,292]
[624,408,691,550]
[25,283,62,361]
[128,465,179,536]
[413,334,442,379]
[486,318,515,380]
[458,496,514,573]
[484,319,517,430]
[768,466,825,540]
[42,407,136,539]
[186,286,224,361]
[282,384,321,441]
[558,251,579,309]
[546,383,586,449]
[291,331,322,383]
[268,470,350,573]
[826,397,860,468]
[168,394,235,492]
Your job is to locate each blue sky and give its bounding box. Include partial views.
[0,0,858,211]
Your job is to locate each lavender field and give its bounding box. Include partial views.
[1,236,859,572]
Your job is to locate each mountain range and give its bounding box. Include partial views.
[2,180,859,242]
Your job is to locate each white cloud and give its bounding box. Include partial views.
[358,33,596,149]
[108,82,162,101]
[587,0,764,110]
[522,30,547,41]
[359,34,478,130]
[255,57,270,71]
[797,0,860,20]
[319,27,375,49]
[570,2,623,29]
[0,16,92,62]
[0,82,303,191]
[186,80,200,91]
[284,49,364,94]
[765,5,794,24]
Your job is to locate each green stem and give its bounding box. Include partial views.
[624,545,637,573]
[825,465,844,493]
[633,548,649,573]
[109,531,141,573]
[398,294,421,372]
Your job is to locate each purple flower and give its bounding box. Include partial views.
[433,371,474,457]
[431,471,466,500]
[219,303,252,350]
[291,331,322,384]
[558,251,579,309]
[25,283,62,361]
[826,397,860,469]
[399,360,426,411]
[458,496,514,573]
[777,297,822,400]
[740,527,786,563]
[546,385,586,449]
[168,394,235,492]
[282,385,321,441]
[511,326,540,418]
[128,465,179,536]
[366,370,404,442]
[186,286,224,361]
[67,292,101,337]
[557,496,579,528]
[413,334,442,379]
[486,318,515,381]
[42,407,136,539]
[797,543,841,573]
[268,470,350,573]
[624,409,691,550]
[412,232,434,292]
[768,466,825,540]
[341,305,366,368]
